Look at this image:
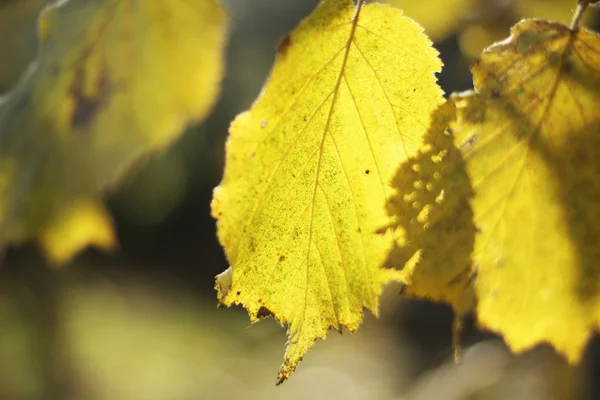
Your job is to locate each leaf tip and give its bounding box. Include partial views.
[39,199,117,266]
[276,357,299,386]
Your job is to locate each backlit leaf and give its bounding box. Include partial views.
[384,102,475,314]
[212,0,442,383]
[0,0,228,263]
[386,0,476,41]
[450,20,600,362]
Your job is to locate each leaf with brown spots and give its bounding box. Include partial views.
[212,0,442,384]
[0,0,228,263]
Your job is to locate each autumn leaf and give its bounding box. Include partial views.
[212,0,443,383]
[384,102,476,315]
[449,20,600,363]
[386,0,476,41]
[0,0,228,263]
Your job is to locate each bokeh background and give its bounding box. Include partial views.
[0,0,599,399]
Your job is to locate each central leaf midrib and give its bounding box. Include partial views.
[304,2,365,313]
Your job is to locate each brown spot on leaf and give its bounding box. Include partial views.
[365,169,370,175]
[279,255,285,262]
[278,34,291,57]
[236,291,241,296]
[257,306,276,319]
[69,64,109,129]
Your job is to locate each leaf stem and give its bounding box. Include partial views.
[570,0,594,31]
[452,315,463,364]
[355,0,365,19]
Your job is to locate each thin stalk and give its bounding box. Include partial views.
[570,0,592,31]
[355,0,365,18]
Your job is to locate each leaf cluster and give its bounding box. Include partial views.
[2,0,600,387]
[212,0,600,384]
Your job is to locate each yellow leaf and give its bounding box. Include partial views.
[386,0,476,41]
[39,198,116,265]
[451,20,600,362]
[212,0,442,383]
[384,102,476,314]
[0,0,228,263]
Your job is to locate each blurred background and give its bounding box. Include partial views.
[0,0,599,399]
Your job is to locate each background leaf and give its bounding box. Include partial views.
[450,20,600,363]
[0,0,228,263]
[386,0,476,41]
